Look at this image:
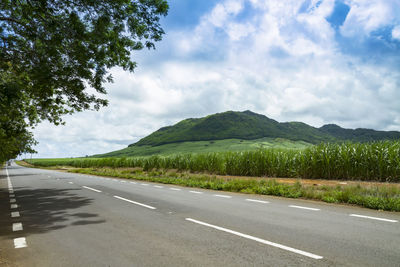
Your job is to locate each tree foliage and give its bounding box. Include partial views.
[0,0,168,161]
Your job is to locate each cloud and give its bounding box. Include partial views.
[31,0,400,158]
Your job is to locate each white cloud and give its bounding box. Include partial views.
[340,0,400,37]
[32,0,400,158]
[392,25,400,40]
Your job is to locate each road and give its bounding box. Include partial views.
[1,163,399,266]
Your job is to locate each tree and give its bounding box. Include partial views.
[0,0,168,160]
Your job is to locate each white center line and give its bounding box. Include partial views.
[141,183,149,186]
[189,191,203,194]
[14,237,27,248]
[154,185,164,188]
[289,205,320,211]
[11,204,18,209]
[246,199,270,204]
[185,218,323,260]
[349,214,398,223]
[113,196,156,210]
[11,211,20,218]
[13,223,23,231]
[10,199,16,203]
[213,194,232,199]
[82,186,102,193]
[170,188,181,191]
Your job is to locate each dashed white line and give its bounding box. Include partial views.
[170,188,181,191]
[11,204,18,209]
[141,183,149,186]
[246,199,270,204]
[130,181,137,184]
[154,185,164,188]
[185,218,323,260]
[10,199,16,203]
[82,186,102,193]
[120,181,127,183]
[113,196,156,210]
[68,182,74,184]
[189,191,203,194]
[14,237,27,248]
[12,223,23,231]
[11,211,20,218]
[289,205,320,211]
[213,194,232,199]
[349,214,398,223]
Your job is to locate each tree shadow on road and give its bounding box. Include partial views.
[0,186,106,239]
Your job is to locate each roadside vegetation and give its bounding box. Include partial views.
[23,141,400,211]
[27,141,400,182]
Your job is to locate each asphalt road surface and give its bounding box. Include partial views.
[1,163,399,266]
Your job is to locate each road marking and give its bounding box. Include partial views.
[9,189,14,193]
[10,194,15,198]
[82,186,102,193]
[11,211,20,218]
[185,218,323,260]
[246,199,270,204]
[14,237,27,248]
[170,188,181,191]
[13,223,23,231]
[189,191,203,194]
[11,204,18,209]
[113,179,118,181]
[289,205,320,211]
[141,183,149,186]
[10,199,16,203]
[48,176,51,178]
[68,182,74,184]
[113,196,156,210]
[213,194,232,199]
[130,181,137,184]
[154,185,164,188]
[120,181,127,183]
[349,214,398,223]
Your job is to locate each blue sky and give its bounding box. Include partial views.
[31,0,400,158]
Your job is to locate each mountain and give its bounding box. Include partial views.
[93,110,400,157]
[131,110,400,148]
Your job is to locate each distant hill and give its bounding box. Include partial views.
[131,110,400,147]
[93,110,400,158]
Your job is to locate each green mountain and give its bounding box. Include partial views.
[94,110,400,157]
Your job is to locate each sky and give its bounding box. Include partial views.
[30,0,400,158]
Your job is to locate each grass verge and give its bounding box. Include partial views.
[67,167,400,212]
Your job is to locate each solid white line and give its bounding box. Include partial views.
[154,185,164,188]
[13,223,23,231]
[185,218,323,260]
[289,205,320,211]
[10,199,16,203]
[14,237,27,248]
[68,182,74,184]
[141,183,149,186]
[170,188,181,191]
[189,191,203,194]
[11,204,18,209]
[113,196,156,210]
[213,194,232,199]
[11,211,20,218]
[82,186,102,193]
[349,214,398,223]
[246,199,270,204]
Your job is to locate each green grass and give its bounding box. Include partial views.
[26,141,400,182]
[67,167,400,211]
[93,137,311,157]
